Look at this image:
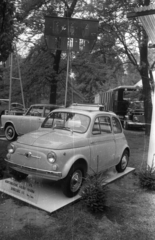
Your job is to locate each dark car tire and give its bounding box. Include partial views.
[61,162,85,198]
[116,150,129,173]
[10,169,28,181]
[5,124,17,141]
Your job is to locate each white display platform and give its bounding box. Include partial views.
[102,166,135,185]
[0,167,134,213]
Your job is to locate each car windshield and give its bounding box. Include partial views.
[129,101,144,110]
[26,106,43,116]
[42,112,90,133]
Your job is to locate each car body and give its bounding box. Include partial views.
[0,100,25,116]
[1,104,62,141]
[5,102,26,116]
[123,101,145,130]
[5,105,130,198]
[0,99,9,117]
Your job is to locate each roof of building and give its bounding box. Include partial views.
[134,4,155,13]
[127,4,155,44]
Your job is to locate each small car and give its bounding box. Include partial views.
[5,105,130,198]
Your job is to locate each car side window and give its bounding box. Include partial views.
[92,116,112,135]
[99,116,112,133]
[27,107,43,117]
[44,107,51,117]
[112,117,122,134]
[92,118,101,134]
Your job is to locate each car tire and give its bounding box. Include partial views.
[5,124,17,141]
[61,162,85,198]
[116,150,129,173]
[10,169,28,181]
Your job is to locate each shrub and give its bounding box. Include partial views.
[80,171,108,213]
[139,165,155,190]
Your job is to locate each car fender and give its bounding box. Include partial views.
[62,153,89,178]
[4,120,19,134]
[121,144,130,158]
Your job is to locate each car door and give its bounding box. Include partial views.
[112,116,124,164]
[18,106,44,135]
[89,115,116,173]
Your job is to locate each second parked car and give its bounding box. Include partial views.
[1,104,62,141]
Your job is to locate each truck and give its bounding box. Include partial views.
[94,85,145,130]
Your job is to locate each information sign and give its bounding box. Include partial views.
[45,16,98,40]
[44,16,99,51]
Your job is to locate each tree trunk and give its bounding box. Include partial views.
[49,0,78,104]
[138,0,152,135]
[50,49,61,104]
[139,28,152,135]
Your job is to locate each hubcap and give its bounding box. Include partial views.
[70,170,83,192]
[8,128,13,137]
[121,155,128,169]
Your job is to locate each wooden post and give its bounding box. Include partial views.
[9,53,13,113]
[64,49,70,107]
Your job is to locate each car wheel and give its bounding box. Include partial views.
[5,124,17,141]
[62,163,85,198]
[10,169,28,181]
[116,150,129,173]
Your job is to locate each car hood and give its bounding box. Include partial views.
[17,129,88,149]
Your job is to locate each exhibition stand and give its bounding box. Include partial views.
[0,167,135,213]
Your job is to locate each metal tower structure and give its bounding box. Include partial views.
[8,46,25,112]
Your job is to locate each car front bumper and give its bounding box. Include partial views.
[5,159,62,180]
[127,121,145,128]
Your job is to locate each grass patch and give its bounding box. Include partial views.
[0,204,99,240]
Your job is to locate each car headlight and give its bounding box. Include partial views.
[7,144,16,154]
[47,152,57,163]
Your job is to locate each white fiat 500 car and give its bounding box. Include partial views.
[6,104,130,198]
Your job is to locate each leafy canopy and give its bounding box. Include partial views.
[0,0,15,62]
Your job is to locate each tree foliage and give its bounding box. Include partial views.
[91,0,152,135]
[1,0,154,134]
[0,0,15,62]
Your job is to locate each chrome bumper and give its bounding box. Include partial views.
[5,159,62,179]
[128,121,145,127]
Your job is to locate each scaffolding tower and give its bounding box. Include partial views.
[8,46,25,112]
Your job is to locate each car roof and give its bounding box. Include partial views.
[52,107,117,118]
[30,104,63,107]
[68,103,105,111]
[107,85,138,92]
